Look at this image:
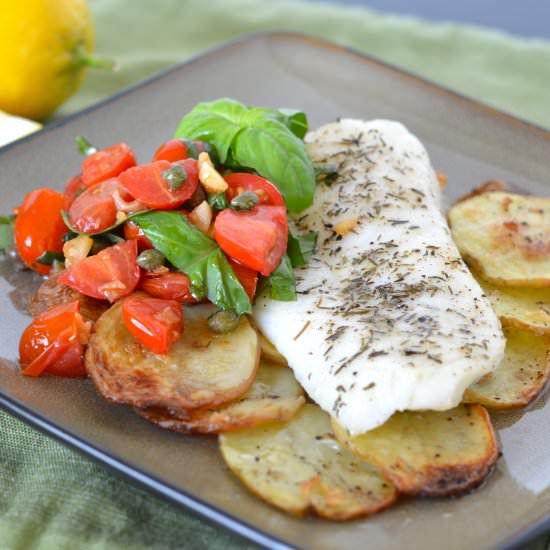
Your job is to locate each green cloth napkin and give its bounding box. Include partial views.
[2,1,550,549]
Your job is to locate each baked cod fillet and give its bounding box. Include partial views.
[254,119,505,435]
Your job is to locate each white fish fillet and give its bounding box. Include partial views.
[254,119,505,435]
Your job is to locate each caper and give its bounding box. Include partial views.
[162,164,187,190]
[137,249,165,271]
[207,191,228,211]
[208,310,240,334]
[230,191,259,212]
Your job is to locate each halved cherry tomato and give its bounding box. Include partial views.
[119,159,198,210]
[63,175,87,210]
[140,272,196,302]
[14,188,66,275]
[152,139,214,162]
[123,220,153,249]
[122,295,182,354]
[214,205,288,276]
[68,178,123,234]
[58,240,140,302]
[19,300,90,378]
[224,173,285,207]
[228,258,258,301]
[81,143,136,188]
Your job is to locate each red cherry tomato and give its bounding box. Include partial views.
[119,159,198,210]
[123,220,153,249]
[63,175,87,210]
[214,205,288,276]
[152,139,189,162]
[224,173,285,207]
[227,258,258,301]
[14,188,66,275]
[68,178,123,234]
[122,295,182,354]
[19,301,90,378]
[58,240,140,302]
[81,143,136,188]
[140,272,196,303]
[152,139,214,162]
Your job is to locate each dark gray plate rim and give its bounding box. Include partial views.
[1,31,549,550]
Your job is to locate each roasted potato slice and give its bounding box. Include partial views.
[464,328,550,409]
[455,179,513,203]
[449,192,550,287]
[28,271,107,321]
[475,275,550,335]
[332,404,498,497]
[136,361,305,434]
[219,404,397,520]
[248,317,288,366]
[258,332,288,366]
[86,299,259,413]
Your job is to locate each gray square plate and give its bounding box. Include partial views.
[1,32,550,550]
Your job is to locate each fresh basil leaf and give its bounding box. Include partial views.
[277,108,308,139]
[0,215,15,253]
[175,98,315,213]
[245,107,308,139]
[233,122,315,213]
[175,98,247,163]
[287,231,317,268]
[133,211,251,315]
[36,251,65,265]
[75,136,97,156]
[208,192,228,211]
[268,255,297,301]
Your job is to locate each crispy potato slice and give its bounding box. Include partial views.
[455,179,513,203]
[28,271,108,321]
[248,317,288,366]
[464,328,550,409]
[332,404,498,497]
[449,192,550,287]
[475,275,550,335]
[219,404,397,520]
[258,331,288,366]
[136,362,305,434]
[86,299,259,413]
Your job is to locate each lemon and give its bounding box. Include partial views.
[0,111,42,147]
[0,0,111,121]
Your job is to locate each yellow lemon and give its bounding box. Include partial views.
[0,0,110,121]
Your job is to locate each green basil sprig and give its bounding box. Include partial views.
[132,211,251,315]
[287,230,317,268]
[268,255,297,301]
[175,98,314,213]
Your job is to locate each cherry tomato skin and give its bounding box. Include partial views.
[118,159,198,210]
[228,258,258,301]
[224,173,285,207]
[14,188,66,275]
[140,272,196,302]
[152,139,215,162]
[152,139,189,162]
[63,175,87,210]
[214,205,288,276]
[81,143,136,188]
[58,240,140,302]
[122,295,182,354]
[68,178,120,234]
[123,220,153,249]
[19,300,88,378]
